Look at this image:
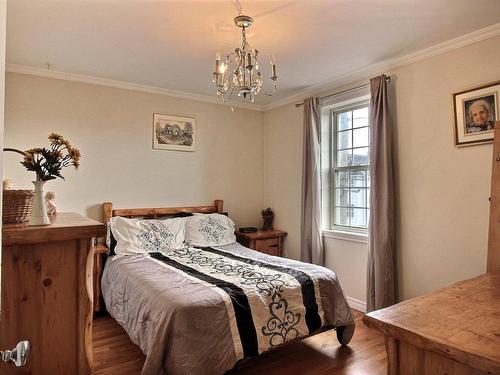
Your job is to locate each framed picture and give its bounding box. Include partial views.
[453,81,499,147]
[153,113,195,152]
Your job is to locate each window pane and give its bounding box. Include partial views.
[350,170,367,187]
[351,208,367,227]
[353,147,369,166]
[353,127,369,148]
[335,171,349,188]
[353,107,368,128]
[350,188,367,208]
[335,188,349,206]
[337,149,352,167]
[331,104,370,231]
[337,111,352,131]
[335,207,349,226]
[337,130,352,149]
[367,189,371,208]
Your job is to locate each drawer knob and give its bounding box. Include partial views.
[1,341,30,367]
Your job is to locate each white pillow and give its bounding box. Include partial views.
[108,216,186,255]
[185,213,236,247]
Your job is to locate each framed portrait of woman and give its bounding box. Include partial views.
[453,81,499,147]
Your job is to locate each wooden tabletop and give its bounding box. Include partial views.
[3,212,106,246]
[235,229,287,240]
[363,272,500,373]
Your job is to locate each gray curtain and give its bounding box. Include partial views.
[366,75,397,312]
[301,97,324,266]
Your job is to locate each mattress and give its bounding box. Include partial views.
[101,242,355,375]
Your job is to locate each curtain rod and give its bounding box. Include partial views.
[295,76,391,107]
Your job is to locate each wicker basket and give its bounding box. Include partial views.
[2,190,35,224]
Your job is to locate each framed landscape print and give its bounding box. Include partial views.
[453,81,499,147]
[153,113,195,152]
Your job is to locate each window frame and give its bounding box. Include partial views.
[329,99,370,234]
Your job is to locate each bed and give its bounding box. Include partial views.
[95,200,355,375]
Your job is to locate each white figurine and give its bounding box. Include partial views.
[45,191,58,215]
[3,179,13,190]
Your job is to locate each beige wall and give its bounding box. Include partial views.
[263,103,303,258]
[392,36,497,300]
[264,35,500,304]
[4,73,264,226]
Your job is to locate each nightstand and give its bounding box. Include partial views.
[236,229,287,256]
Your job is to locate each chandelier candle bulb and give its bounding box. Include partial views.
[219,61,227,74]
[270,56,277,79]
[214,51,221,72]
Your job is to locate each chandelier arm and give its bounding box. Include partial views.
[260,82,278,97]
[221,86,238,102]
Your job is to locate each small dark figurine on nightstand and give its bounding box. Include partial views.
[261,207,274,231]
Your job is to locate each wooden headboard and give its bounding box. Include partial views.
[93,199,224,314]
[101,199,224,225]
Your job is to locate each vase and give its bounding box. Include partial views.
[28,180,51,226]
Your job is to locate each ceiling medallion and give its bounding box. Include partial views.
[213,15,278,103]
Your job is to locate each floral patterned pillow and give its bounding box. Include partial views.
[185,213,236,247]
[108,216,186,255]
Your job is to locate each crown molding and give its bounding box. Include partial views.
[6,22,500,113]
[263,22,500,111]
[5,64,266,112]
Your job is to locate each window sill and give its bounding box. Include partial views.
[322,229,368,244]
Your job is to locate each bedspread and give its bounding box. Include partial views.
[101,243,354,375]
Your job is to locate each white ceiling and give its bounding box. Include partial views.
[6,0,500,107]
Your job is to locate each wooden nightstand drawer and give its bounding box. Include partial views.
[255,238,280,255]
[235,229,287,257]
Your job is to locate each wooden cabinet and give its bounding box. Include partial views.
[0,213,106,375]
[236,229,287,256]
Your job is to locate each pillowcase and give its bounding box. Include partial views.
[105,212,194,255]
[107,216,186,255]
[185,213,236,247]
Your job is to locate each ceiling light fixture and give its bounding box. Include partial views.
[213,15,278,103]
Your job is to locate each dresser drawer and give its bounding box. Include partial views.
[255,238,280,256]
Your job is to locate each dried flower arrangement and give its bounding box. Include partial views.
[20,133,81,181]
[3,133,81,225]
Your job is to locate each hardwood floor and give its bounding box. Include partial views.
[92,310,387,375]
[93,316,145,375]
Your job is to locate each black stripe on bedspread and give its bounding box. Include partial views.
[149,252,259,358]
[200,247,322,334]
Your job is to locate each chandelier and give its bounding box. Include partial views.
[213,15,278,103]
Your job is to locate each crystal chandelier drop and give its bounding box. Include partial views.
[213,15,278,103]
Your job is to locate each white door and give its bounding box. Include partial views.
[0,0,30,369]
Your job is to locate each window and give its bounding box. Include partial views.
[330,102,370,232]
